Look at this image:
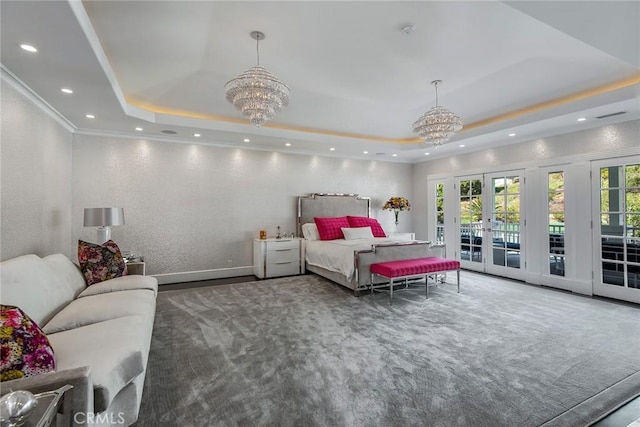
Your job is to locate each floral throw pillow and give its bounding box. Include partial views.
[0,305,56,381]
[78,239,127,286]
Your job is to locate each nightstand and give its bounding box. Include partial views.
[253,238,302,279]
[389,232,416,241]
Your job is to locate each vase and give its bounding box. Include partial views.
[394,210,400,226]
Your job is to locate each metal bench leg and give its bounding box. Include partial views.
[457,269,460,293]
[425,274,428,299]
[390,278,394,305]
[370,273,374,294]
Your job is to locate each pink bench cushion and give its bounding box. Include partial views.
[370,257,460,278]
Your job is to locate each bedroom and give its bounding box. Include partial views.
[1,1,640,426]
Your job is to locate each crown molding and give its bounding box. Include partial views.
[1,65,76,133]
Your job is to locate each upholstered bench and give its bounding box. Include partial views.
[370,257,460,303]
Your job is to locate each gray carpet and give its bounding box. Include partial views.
[134,272,640,427]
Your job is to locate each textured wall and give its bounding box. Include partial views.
[411,120,640,241]
[72,134,413,275]
[0,80,73,260]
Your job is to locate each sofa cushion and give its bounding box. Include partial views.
[0,255,74,326]
[47,315,154,412]
[0,305,56,381]
[42,254,87,298]
[43,289,156,335]
[78,240,127,286]
[77,275,158,299]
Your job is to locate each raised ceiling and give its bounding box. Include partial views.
[1,1,638,163]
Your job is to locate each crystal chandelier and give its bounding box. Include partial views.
[412,80,463,146]
[225,31,290,127]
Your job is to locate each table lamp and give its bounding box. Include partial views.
[83,207,125,243]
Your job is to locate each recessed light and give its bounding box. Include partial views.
[135,127,143,131]
[330,148,336,151]
[392,154,398,157]
[193,133,201,137]
[363,151,369,154]
[60,88,73,94]
[459,144,465,148]
[20,44,37,53]
[243,138,250,142]
[577,117,587,122]
[425,152,430,156]
[508,133,516,137]
[85,114,95,119]
[285,143,291,147]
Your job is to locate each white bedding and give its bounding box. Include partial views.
[305,237,408,281]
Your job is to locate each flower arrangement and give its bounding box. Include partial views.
[383,197,411,226]
[383,197,411,212]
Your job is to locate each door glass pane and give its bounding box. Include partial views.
[460,180,470,196]
[625,164,640,187]
[460,178,482,263]
[548,171,565,276]
[601,214,624,236]
[493,175,520,269]
[435,183,445,244]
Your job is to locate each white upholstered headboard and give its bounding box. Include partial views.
[297,193,370,236]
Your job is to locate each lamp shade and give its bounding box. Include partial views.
[83,208,125,227]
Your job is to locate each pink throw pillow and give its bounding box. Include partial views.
[314,216,350,240]
[346,216,387,238]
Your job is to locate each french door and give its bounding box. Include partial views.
[456,171,526,281]
[592,158,640,304]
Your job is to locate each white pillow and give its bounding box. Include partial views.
[341,227,374,240]
[302,223,320,241]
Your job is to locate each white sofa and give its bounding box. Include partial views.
[0,254,157,426]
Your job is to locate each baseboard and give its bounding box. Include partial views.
[152,266,254,285]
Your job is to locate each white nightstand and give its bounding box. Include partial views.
[125,261,145,275]
[253,238,302,279]
[389,232,415,241]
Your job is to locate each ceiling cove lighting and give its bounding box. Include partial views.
[20,44,37,52]
[413,80,463,146]
[224,31,290,127]
[60,88,73,94]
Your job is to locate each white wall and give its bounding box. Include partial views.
[0,79,73,260]
[72,134,414,276]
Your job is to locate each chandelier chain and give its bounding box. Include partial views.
[256,34,260,66]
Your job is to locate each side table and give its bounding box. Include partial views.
[125,261,145,275]
[21,384,73,427]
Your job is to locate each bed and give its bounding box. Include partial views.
[297,193,445,294]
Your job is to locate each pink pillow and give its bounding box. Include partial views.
[347,216,387,237]
[314,216,350,240]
